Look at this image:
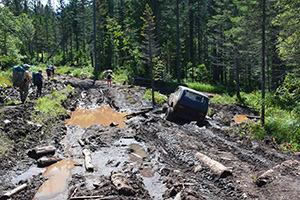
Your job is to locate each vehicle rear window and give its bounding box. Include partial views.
[183,91,207,104]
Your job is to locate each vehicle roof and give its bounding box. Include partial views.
[178,85,209,99]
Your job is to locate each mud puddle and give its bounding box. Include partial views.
[233,114,248,123]
[65,105,128,127]
[35,105,166,199]
[33,159,75,200]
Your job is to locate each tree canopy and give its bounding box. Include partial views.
[0,0,299,93]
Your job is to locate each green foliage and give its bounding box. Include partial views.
[0,135,13,157]
[210,93,236,104]
[32,92,68,124]
[153,57,165,81]
[0,69,12,87]
[73,48,89,67]
[0,7,27,69]
[143,89,167,105]
[275,74,300,112]
[55,66,93,78]
[188,82,224,94]
[250,107,300,151]
[273,1,300,66]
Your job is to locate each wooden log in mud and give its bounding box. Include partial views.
[110,170,135,195]
[195,152,232,178]
[70,195,118,200]
[37,157,62,167]
[247,115,261,120]
[1,183,27,199]
[256,160,300,187]
[82,149,94,171]
[124,107,153,119]
[28,146,56,159]
[78,139,85,147]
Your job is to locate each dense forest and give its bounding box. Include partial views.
[0,0,299,91]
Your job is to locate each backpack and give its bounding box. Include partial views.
[12,66,25,87]
[107,74,112,79]
[32,72,42,84]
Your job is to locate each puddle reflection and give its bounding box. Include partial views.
[129,143,149,163]
[33,159,75,200]
[65,105,127,128]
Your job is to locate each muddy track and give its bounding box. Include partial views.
[1,75,300,200]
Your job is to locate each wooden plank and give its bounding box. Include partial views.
[195,152,232,178]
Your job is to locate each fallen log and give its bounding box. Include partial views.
[28,146,56,159]
[37,157,62,167]
[78,139,85,147]
[195,152,232,178]
[256,160,300,187]
[111,170,135,195]
[70,195,118,200]
[1,183,27,199]
[247,115,261,119]
[82,149,94,171]
[125,107,153,119]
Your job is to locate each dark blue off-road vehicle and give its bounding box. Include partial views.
[164,86,209,125]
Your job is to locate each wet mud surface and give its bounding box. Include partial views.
[1,75,300,200]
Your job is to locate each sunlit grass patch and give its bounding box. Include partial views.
[32,85,74,124]
[143,89,167,104]
[250,107,300,151]
[188,82,224,94]
[0,70,12,87]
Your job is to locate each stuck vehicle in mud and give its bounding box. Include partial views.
[164,85,209,124]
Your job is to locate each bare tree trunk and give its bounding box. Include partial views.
[189,0,194,82]
[176,0,181,83]
[261,0,266,126]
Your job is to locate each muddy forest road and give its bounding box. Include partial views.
[1,75,300,200]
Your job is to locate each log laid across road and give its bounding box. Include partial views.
[195,152,232,178]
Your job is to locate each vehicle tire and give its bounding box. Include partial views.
[165,107,175,121]
[197,120,206,127]
[162,103,168,113]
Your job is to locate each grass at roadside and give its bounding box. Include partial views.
[208,89,300,151]
[31,84,74,124]
[143,89,167,105]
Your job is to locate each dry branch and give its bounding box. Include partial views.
[247,115,261,119]
[256,160,300,187]
[70,196,118,200]
[2,183,27,198]
[78,139,85,147]
[195,152,232,178]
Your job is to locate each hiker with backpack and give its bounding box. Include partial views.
[32,70,44,97]
[50,64,55,76]
[12,64,33,104]
[46,66,52,80]
[106,73,113,86]
[102,69,115,86]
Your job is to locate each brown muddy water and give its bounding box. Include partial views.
[31,105,166,199]
[233,114,248,123]
[33,159,75,200]
[65,105,128,127]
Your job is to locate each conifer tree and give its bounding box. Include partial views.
[140,3,160,105]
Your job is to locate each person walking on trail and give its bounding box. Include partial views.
[106,73,113,86]
[46,66,52,80]
[50,64,55,76]
[32,70,44,97]
[12,64,33,104]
